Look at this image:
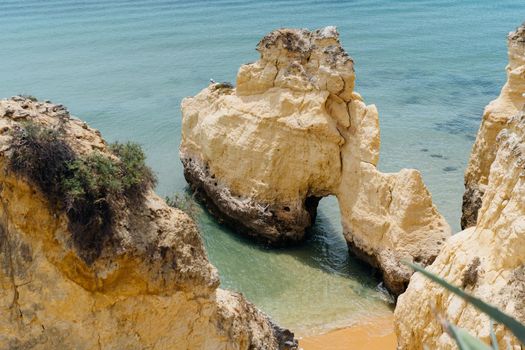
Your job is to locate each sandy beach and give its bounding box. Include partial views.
[299,316,397,350]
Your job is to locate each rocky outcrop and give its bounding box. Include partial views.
[181,27,349,244]
[0,96,295,349]
[180,27,450,295]
[395,24,525,350]
[461,23,525,229]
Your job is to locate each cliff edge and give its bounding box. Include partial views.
[0,96,295,349]
[395,24,525,350]
[462,23,525,229]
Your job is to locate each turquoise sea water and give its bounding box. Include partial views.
[2,0,524,335]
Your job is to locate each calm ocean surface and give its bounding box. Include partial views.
[2,0,524,335]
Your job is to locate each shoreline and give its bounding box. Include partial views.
[299,316,396,350]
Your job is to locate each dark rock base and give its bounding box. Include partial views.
[271,322,298,350]
[345,232,437,298]
[345,237,406,298]
[180,153,320,245]
[461,184,483,230]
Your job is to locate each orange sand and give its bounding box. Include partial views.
[299,316,397,350]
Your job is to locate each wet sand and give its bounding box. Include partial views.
[299,316,396,350]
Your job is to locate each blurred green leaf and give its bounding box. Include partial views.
[406,262,525,345]
[448,324,493,350]
[490,320,499,350]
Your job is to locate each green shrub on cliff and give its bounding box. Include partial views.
[110,141,156,195]
[212,81,234,90]
[61,142,157,206]
[9,122,156,263]
[62,153,122,204]
[18,94,38,102]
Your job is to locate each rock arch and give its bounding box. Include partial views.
[180,27,450,295]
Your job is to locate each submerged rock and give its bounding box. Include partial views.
[462,23,525,229]
[180,27,450,295]
[395,24,525,350]
[0,96,295,349]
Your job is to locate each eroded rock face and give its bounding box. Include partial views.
[395,24,525,349]
[395,109,525,350]
[181,27,350,244]
[0,97,294,350]
[180,27,450,295]
[462,23,525,229]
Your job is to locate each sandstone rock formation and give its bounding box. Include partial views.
[395,24,525,349]
[462,23,525,229]
[0,96,295,349]
[180,27,450,295]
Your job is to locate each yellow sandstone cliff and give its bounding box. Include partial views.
[180,27,450,295]
[462,24,525,229]
[395,24,525,350]
[0,96,295,349]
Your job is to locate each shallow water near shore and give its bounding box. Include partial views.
[199,196,394,334]
[1,0,524,335]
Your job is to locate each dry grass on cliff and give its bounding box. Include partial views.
[9,122,156,263]
[165,192,200,219]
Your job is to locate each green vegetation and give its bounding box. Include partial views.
[18,94,38,102]
[9,122,156,263]
[408,262,525,349]
[165,192,199,219]
[212,81,234,90]
[110,142,156,196]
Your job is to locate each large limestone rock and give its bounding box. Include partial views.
[395,24,525,350]
[180,27,450,295]
[462,23,525,229]
[0,96,294,349]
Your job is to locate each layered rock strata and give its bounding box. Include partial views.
[0,96,294,350]
[462,23,525,229]
[395,24,525,349]
[180,27,450,295]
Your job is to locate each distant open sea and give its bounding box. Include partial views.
[2,0,524,335]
